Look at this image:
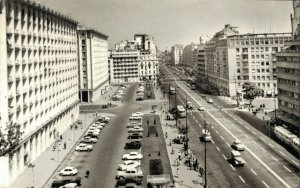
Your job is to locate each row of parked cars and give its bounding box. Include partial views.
[113,85,127,101]
[115,112,145,187]
[51,116,110,188]
[136,84,145,101]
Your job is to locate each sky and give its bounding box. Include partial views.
[38,0,293,50]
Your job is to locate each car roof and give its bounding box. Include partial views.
[130,151,138,154]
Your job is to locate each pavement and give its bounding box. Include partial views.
[153,85,204,188]
[9,113,96,188]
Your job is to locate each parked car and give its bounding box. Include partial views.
[90,124,103,130]
[118,160,141,171]
[51,176,82,188]
[113,95,122,101]
[207,98,213,103]
[115,178,142,187]
[85,133,98,139]
[128,126,143,133]
[127,132,143,139]
[59,183,78,188]
[99,116,110,123]
[124,141,142,149]
[198,106,205,111]
[59,167,78,176]
[80,136,97,144]
[75,143,93,152]
[87,130,100,136]
[122,152,143,160]
[116,167,143,180]
[231,140,245,151]
[132,112,144,117]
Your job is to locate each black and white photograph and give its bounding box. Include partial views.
[0,0,299,187]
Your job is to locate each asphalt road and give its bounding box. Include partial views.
[45,83,152,188]
[161,64,300,188]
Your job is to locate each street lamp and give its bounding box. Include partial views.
[28,163,35,188]
[184,93,189,151]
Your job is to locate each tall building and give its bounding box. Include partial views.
[109,34,159,84]
[0,1,79,186]
[77,27,109,102]
[205,24,291,97]
[170,44,183,66]
[181,43,197,67]
[194,44,206,82]
[276,0,300,134]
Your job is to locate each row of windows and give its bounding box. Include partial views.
[229,37,290,46]
[277,56,300,62]
[277,67,300,75]
[278,89,299,100]
[279,100,300,112]
[278,78,300,87]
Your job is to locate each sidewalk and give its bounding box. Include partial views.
[153,85,204,188]
[9,113,96,188]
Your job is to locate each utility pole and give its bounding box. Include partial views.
[204,113,207,188]
[175,86,178,127]
[168,82,170,112]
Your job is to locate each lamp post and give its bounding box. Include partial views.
[203,112,208,188]
[185,93,189,151]
[168,82,171,112]
[28,163,35,188]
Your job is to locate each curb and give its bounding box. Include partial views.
[41,115,98,188]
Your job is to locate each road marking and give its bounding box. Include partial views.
[262,181,270,188]
[246,127,250,130]
[230,164,235,171]
[279,151,286,156]
[216,146,220,151]
[211,139,215,144]
[271,156,279,162]
[250,168,257,176]
[216,130,219,134]
[199,124,202,127]
[269,144,274,148]
[226,142,230,147]
[222,154,227,160]
[244,134,249,138]
[171,72,292,188]
[292,160,299,166]
[260,146,267,153]
[260,137,266,141]
[212,126,215,129]
[251,131,256,134]
[283,166,292,173]
[239,176,245,183]
[238,121,243,124]
[220,136,224,140]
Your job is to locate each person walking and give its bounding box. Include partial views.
[85,170,90,178]
[178,151,181,161]
[176,168,180,178]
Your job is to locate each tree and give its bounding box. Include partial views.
[242,81,263,106]
[0,122,23,157]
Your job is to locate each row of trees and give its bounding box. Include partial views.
[0,123,23,157]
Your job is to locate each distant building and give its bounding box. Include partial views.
[77,27,109,102]
[0,0,79,186]
[194,44,206,82]
[205,24,291,97]
[181,43,198,67]
[109,34,159,83]
[171,44,183,66]
[276,1,300,134]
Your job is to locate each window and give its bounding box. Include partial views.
[236,48,240,53]
[265,47,269,51]
[266,62,269,66]
[237,69,241,73]
[252,55,255,59]
[257,69,261,73]
[257,76,261,80]
[237,62,240,66]
[266,76,270,80]
[262,76,265,80]
[261,62,264,66]
[266,69,270,73]
[237,76,241,80]
[262,68,265,73]
[252,69,256,73]
[251,47,254,52]
[261,54,264,59]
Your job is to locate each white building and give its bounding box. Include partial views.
[0,1,79,186]
[109,34,159,84]
[77,27,109,102]
[171,44,183,66]
[205,25,291,97]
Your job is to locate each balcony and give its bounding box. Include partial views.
[8,108,14,115]
[6,28,13,35]
[15,75,21,81]
[8,76,14,82]
[14,29,20,36]
[8,91,14,99]
[22,59,27,64]
[21,45,26,51]
[16,105,21,111]
[22,74,27,79]
[16,90,21,95]
[23,102,28,108]
[7,60,13,66]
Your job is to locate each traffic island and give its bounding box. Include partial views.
[141,114,173,187]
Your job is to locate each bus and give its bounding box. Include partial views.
[129,116,143,126]
[291,138,300,153]
[169,86,176,95]
[274,126,297,145]
[176,105,186,118]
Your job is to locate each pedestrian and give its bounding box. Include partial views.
[176,168,180,178]
[86,170,90,178]
[195,159,199,170]
[165,130,168,138]
[189,160,193,170]
[75,124,78,130]
[70,124,73,130]
[171,147,174,154]
[178,151,181,161]
[64,142,66,149]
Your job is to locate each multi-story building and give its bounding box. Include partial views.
[181,43,197,67]
[205,24,291,97]
[171,44,183,66]
[0,1,79,186]
[109,34,159,84]
[194,44,206,82]
[77,27,109,102]
[276,1,300,134]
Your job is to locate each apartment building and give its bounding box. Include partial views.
[205,25,291,97]
[109,34,159,84]
[276,1,300,134]
[181,43,197,67]
[194,44,206,82]
[171,44,183,66]
[0,1,79,186]
[77,27,109,102]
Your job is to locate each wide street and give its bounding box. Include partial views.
[161,64,300,188]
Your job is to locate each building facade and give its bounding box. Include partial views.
[276,0,300,134]
[194,44,206,82]
[181,43,197,67]
[205,25,291,97]
[0,1,79,186]
[109,34,159,84]
[170,44,183,66]
[77,27,109,102]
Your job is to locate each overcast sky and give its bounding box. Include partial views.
[39,0,293,50]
